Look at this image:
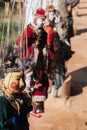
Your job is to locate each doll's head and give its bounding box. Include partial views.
[34,8,45,28]
[46,5,55,21]
[2,71,25,95]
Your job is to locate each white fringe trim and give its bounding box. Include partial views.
[32,96,46,101]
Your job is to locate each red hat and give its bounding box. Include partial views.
[46,5,55,12]
[35,8,45,18]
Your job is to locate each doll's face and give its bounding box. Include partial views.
[4,71,25,94]
[36,18,44,27]
[48,11,55,21]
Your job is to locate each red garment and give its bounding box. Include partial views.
[15,25,37,59]
[33,86,47,97]
[32,72,49,101]
[44,25,55,48]
[32,85,48,102]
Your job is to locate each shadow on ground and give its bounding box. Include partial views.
[78,7,87,9]
[70,66,87,96]
[78,14,87,17]
[76,28,87,35]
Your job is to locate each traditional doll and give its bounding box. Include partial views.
[52,37,66,98]
[45,5,56,27]
[44,4,56,49]
[43,5,57,93]
[26,8,49,117]
[15,7,47,59]
[44,4,72,97]
[0,70,32,130]
[53,17,74,97]
[52,28,74,98]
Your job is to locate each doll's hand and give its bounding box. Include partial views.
[34,83,42,89]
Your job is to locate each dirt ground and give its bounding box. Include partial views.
[29,0,87,130]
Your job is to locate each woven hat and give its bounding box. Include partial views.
[35,8,45,18]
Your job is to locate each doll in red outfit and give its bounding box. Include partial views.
[15,7,47,61]
[44,5,56,49]
[44,5,56,93]
[15,8,49,117]
[22,8,49,116]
